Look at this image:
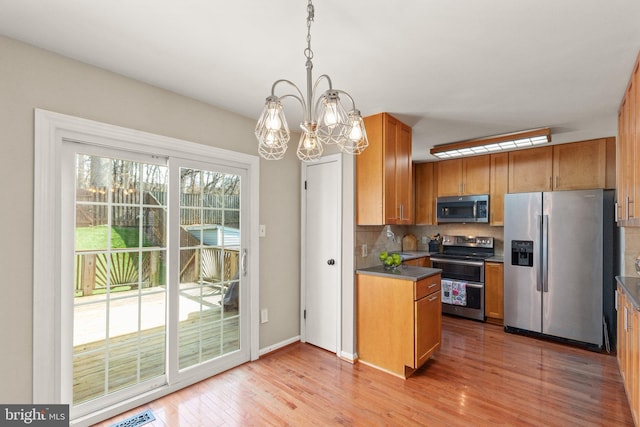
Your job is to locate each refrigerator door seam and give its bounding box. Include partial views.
[536,214,543,292]
[542,214,549,293]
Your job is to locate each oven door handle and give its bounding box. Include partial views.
[431,258,484,267]
[443,281,483,289]
[457,282,483,289]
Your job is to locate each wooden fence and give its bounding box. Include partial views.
[75,189,240,296]
[76,190,239,227]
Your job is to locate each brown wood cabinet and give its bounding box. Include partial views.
[356,113,413,225]
[484,262,504,325]
[356,272,441,378]
[508,140,615,194]
[403,256,430,267]
[489,153,508,226]
[435,155,490,197]
[617,284,640,425]
[414,162,437,225]
[617,55,640,225]
[508,146,553,193]
[552,138,616,191]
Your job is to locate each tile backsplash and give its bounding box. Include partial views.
[355,224,504,269]
[622,226,640,277]
[356,222,638,277]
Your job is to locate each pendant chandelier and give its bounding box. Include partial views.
[255,0,368,162]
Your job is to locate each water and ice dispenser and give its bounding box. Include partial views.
[511,240,534,267]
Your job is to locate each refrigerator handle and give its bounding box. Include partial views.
[542,214,549,292]
[536,215,543,292]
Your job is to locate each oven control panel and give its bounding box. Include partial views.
[442,235,494,248]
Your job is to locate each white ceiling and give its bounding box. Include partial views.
[2,0,640,161]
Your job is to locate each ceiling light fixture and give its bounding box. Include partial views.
[430,127,551,159]
[255,0,368,162]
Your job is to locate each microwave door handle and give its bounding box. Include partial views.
[473,201,477,218]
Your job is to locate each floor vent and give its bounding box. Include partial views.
[110,409,155,427]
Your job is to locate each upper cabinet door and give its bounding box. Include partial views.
[356,114,384,225]
[633,61,640,221]
[396,123,413,224]
[356,113,413,225]
[490,152,508,226]
[463,155,490,195]
[415,162,436,225]
[436,159,463,197]
[552,138,615,191]
[383,115,399,223]
[508,146,553,193]
[436,155,490,197]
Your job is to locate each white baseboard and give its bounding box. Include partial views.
[340,350,357,363]
[258,335,300,356]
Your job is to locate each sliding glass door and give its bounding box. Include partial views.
[72,152,168,407]
[176,166,242,371]
[64,143,250,419]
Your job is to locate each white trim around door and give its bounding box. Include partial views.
[33,109,260,426]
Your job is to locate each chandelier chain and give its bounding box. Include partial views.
[305,0,314,61]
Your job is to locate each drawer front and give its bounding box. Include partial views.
[415,274,441,300]
[404,257,430,267]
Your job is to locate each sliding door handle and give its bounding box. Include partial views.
[241,249,247,276]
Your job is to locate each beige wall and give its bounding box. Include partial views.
[0,36,301,403]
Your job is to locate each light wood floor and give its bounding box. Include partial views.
[95,315,633,426]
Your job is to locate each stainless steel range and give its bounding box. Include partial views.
[430,235,494,321]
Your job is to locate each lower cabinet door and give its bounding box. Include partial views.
[415,290,441,368]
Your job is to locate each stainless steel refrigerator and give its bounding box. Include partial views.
[503,189,615,348]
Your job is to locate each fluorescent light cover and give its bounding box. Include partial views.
[430,127,551,159]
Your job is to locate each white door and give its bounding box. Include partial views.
[302,155,341,353]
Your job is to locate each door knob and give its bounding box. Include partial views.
[327,259,335,265]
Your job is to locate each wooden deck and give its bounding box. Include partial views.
[74,306,239,404]
[95,315,633,427]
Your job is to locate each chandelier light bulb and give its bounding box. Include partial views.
[339,111,369,155]
[323,101,338,127]
[296,129,323,161]
[349,122,362,141]
[266,109,282,130]
[265,130,276,146]
[303,133,317,149]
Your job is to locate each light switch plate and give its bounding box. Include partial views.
[259,224,266,237]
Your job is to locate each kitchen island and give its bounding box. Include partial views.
[356,265,442,378]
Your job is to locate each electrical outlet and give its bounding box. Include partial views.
[260,308,269,323]
[362,244,368,257]
[422,236,428,244]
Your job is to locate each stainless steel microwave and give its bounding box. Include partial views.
[436,195,489,223]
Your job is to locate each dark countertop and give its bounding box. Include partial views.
[616,276,640,310]
[486,256,504,263]
[356,265,442,281]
